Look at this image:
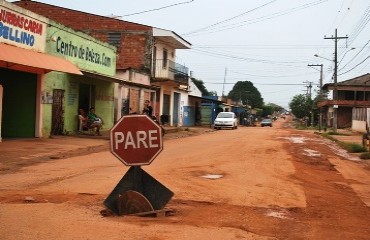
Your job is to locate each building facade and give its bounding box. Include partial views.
[0,0,84,140]
[320,73,370,132]
[15,0,192,126]
[0,0,120,141]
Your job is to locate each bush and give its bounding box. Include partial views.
[327,131,350,136]
[340,142,367,153]
[359,152,370,159]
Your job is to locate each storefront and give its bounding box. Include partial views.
[0,0,118,140]
[0,1,82,140]
[43,22,116,136]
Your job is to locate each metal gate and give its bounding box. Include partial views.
[51,89,65,135]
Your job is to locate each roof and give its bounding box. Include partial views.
[13,1,191,49]
[323,73,370,89]
[153,28,191,49]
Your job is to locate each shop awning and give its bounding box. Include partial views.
[0,43,82,75]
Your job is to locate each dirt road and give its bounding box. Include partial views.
[0,118,369,239]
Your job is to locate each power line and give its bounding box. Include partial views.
[203,82,318,86]
[190,49,309,67]
[183,0,277,36]
[338,39,370,72]
[184,0,329,37]
[122,0,195,17]
[338,54,370,76]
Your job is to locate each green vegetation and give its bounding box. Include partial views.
[228,81,264,108]
[359,152,370,160]
[289,94,314,119]
[339,142,367,153]
[320,132,367,155]
[191,78,216,96]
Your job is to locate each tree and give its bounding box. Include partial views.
[265,103,285,113]
[191,78,214,96]
[289,94,314,119]
[261,105,274,117]
[228,81,264,108]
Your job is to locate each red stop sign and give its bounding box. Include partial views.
[110,115,163,166]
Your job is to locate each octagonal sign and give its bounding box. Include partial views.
[110,115,163,166]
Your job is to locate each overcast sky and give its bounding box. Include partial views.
[10,0,370,109]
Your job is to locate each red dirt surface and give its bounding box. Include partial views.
[0,117,369,239]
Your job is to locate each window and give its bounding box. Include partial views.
[108,32,121,49]
[163,49,168,69]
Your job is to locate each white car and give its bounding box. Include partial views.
[214,112,238,130]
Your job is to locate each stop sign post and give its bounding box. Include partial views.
[110,115,163,166]
[106,115,172,216]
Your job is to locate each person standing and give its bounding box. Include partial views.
[142,100,153,117]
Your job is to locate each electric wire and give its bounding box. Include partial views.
[184,0,329,37]
[338,54,370,76]
[338,40,370,72]
[122,0,195,17]
[182,0,277,36]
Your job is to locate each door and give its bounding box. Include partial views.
[0,69,37,138]
[161,94,170,124]
[51,89,65,135]
[79,83,96,113]
[173,92,180,126]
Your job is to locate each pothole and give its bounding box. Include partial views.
[279,136,306,143]
[265,209,290,219]
[201,174,223,179]
[303,148,321,157]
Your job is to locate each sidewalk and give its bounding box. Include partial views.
[0,134,109,172]
[323,129,364,146]
[0,126,214,172]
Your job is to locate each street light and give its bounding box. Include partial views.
[314,54,333,62]
[338,47,356,66]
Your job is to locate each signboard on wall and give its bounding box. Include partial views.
[0,4,47,51]
[46,24,117,76]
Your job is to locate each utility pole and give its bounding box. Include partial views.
[222,67,227,98]
[303,81,314,126]
[303,81,313,98]
[308,64,323,131]
[324,29,348,133]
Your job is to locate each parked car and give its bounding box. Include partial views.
[214,112,238,130]
[260,118,273,127]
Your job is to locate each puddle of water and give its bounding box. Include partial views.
[201,174,223,179]
[303,148,321,157]
[318,138,360,161]
[265,210,290,219]
[281,136,360,161]
[279,136,306,144]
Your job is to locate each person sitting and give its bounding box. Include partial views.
[78,108,89,132]
[87,107,103,135]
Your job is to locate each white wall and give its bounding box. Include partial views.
[188,80,202,97]
[352,120,366,133]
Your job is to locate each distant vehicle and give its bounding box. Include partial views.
[214,112,238,130]
[260,118,273,127]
